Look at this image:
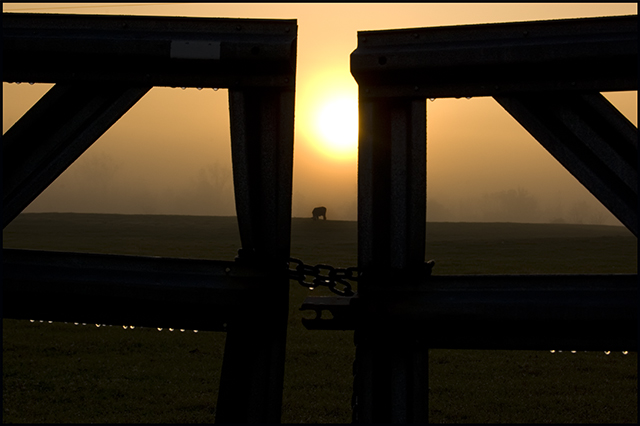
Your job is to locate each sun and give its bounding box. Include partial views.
[313,95,358,159]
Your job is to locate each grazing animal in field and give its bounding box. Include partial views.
[312,206,327,220]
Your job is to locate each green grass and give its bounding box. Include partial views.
[3,213,638,423]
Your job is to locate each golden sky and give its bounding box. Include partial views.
[3,3,637,223]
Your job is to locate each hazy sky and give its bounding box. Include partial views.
[3,3,637,224]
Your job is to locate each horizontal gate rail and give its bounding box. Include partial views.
[350,14,637,98]
[3,248,282,332]
[2,13,297,88]
[301,273,637,350]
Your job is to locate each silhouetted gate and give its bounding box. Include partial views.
[335,14,636,423]
[2,13,297,423]
[3,12,638,424]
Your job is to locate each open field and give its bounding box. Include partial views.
[3,213,638,423]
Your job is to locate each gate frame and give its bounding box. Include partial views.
[2,13,297,423]
[348,14,637,423]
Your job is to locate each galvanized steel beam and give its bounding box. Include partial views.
[301,273,637,351]
[2,248,274,331]
[357,95,427,281]
[352,328,429,423]
[2,13,297,89]
[495,92,638,236]
[2,83,150,228]
[228,88,296,263]
[356,93,428,423]
[216,85,295,424]
[351,15,637,99]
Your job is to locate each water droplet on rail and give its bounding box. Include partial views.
[466,96,472,99]
[123,325,128,329]
[16,82,21,85]
[169,328,174,332]
[181,87,186,90]
[130,326,135,329]
[74,323,79,326]
[571,350,576,354]
[197,87,202,90]
[193,330,199,333]
[82,323,87,326]
[429,98,435,102]
[622,351,628,355]
[29,82,35,85]
[30,319,35,323]
[180,329,185,332]
[558,350,562,353]
[48,321,53,324]
[157,328,163,331]
[213,88,219,91]
[95,324,101,328]
[604,351,611,355]
[550,350,555,353]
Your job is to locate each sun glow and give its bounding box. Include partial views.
[314,95,358,159]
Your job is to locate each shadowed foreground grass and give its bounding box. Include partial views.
[3,213,637,423]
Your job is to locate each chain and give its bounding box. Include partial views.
[287,258,437,297]
[288,257,358,297]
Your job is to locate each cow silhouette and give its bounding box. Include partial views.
[312,206,327,220]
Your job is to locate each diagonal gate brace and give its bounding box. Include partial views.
[2,83,150,228]
[495,92,638,236]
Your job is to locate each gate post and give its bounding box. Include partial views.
[354,93,428,423]
[215,87,295,423]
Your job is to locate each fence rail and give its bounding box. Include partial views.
[301,274,637,350]
[3,248,286,332]
[2,13,297,88]
[350,14,637,98]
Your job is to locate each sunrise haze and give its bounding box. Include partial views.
[3,3,637,224]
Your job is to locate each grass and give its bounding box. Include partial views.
[3,213,638,423]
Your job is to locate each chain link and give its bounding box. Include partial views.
[288,258,436,297]
[288,257,358,297]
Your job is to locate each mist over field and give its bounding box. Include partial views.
[22,151,618,226]
[5,82,634,227]
[19,132,620,226]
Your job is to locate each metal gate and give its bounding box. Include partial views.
[3,12,637,424]
[348,14,636,423]
[2,13,297,423]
